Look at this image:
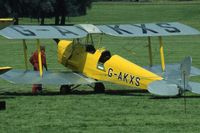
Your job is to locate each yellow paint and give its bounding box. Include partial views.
[0,18,14,30]
[57,40,163,90]
[159,36,165,72]
[23,40,28,70]
[0,67,12,75]
[82,54,162,90]
[37,39,43,77]
[148,37,153,67]
[57,40,73,66]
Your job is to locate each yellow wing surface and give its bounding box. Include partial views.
[0,67,12,75]
[0,18,14,30]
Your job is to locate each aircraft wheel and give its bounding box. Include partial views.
[60,85,71,94]
[94,82,105,93]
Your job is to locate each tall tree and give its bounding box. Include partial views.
[39,0,54,25]
[77,0,92,16]
[0,0,92,25]
[2,0,22,24]
[54,0,92,25]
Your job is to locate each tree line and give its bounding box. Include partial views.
[0,0,92,25]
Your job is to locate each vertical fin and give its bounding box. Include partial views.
[180,56,192,90]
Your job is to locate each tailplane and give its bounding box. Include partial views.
[179,56,192,90]
[147,56,200,96]
[188,82,200,94]
[148,80,179,96]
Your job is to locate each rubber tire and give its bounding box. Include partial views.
[60,85,71,94]
[94,83,105,93]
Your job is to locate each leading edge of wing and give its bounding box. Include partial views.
[0,22,199,39]
[0,70,96,85]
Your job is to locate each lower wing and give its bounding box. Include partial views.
[0,69,96,85]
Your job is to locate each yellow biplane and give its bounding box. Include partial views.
[0,21,200,96]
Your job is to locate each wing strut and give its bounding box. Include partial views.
[37,39,43,77]
[23,40,28,70]
[148,37,153,67]
[159,36,165,72]
[85,34,94,44]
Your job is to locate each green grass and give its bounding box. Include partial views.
[1,2,200,133]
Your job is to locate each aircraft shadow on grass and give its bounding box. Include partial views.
[0,89,150,97]
[1,89,200,99]
[150,95,200,99]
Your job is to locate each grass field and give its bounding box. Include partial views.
[1,2,200,133]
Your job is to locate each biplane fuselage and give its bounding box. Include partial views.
[57,40,162,90]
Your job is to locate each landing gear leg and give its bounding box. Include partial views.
[94,82,105,93]
[60,85,71,94]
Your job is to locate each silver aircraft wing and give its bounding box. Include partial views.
[0,25,88,39]
[0,70,96,85]
[97,22,200,37]
[1,22,199,39]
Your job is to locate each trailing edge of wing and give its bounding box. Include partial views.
[0,70,96,85]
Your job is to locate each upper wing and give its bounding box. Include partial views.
[0,22,199,39]
[97,22,200,37]
[0,69,96,85]
[0,25,88,39]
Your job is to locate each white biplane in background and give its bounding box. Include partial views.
[0,20,200,96]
